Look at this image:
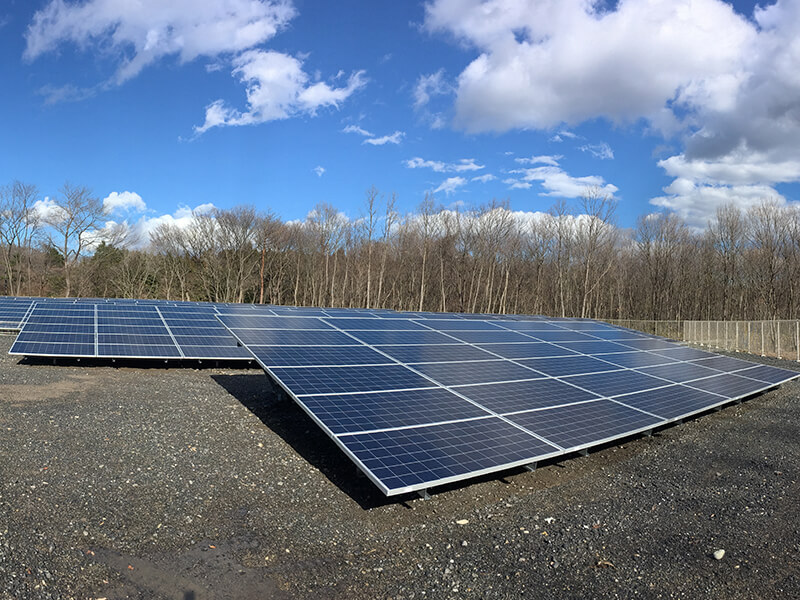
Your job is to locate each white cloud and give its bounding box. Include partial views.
[103,191,146,213]
[424,0,755,133]
[195,50,366,133]
[503,179,532,190]
[405,157,447,172]
[550,130,578,143]
[515,155,561,167]
[32,197,64,222]
[659,152,800,187]
[25,0,296,84]
[650,182,786,229]
[342,124,373,137]
[579,143,614,160]
[404,156,484,173]
[414,69,452,109]
[509,166,617,198]
[313,166,325,177]
[434,176,468,195]
[426,0,800,230]
[363,131,404,146]
[472,174,496,183]
[134,203,217,244]
[451,158,483,172]
[37,83,96,105]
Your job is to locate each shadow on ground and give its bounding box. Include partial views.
[212,373,398,510]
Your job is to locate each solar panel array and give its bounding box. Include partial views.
[3,295,798,497]
[0,296,36,329]
[217,312,799,496]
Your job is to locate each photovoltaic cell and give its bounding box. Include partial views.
[651,346,718,360]
[525,330,597,342]
[687,373,771,397]
[615,385,725,420]
[270,364,433,395]
[600,351,677,369]
[446,330,535,344]
[616,338,680,351]
[456,378,599,414]
[736,364,800,385]
[476,342,576,359]
[252,345,394,367]
[411,359,539,386]
[518,355,620,377]
[636,362,721,383]
[507,400,662,450]
[693,355,760,373]
[233,329,354,346]
[348,330,456,345]
[300,388,491,434]
[325,318,427,331]
[556,340,633,355]
[376,344,496,364]
[338,418,560,493]
[565,370,668,398]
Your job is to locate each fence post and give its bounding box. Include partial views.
[796,320,799,363]
[736,321,739,353]
[777,320,781,359]
[725,321,728,350]
[748,321,752,354]
[761,322,765,356]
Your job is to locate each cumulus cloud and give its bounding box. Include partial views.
[434,176,468,195]
[130,202,217,245]
[24,0,296,84]
[103,191,146,213]
[404,156,484,173]
[507,166,617,198]
[32,197,65,223]
[424,0,754,133]
[427,0,800,223]
[195,50,366,133]
[650,182,786,229]
[313,166,325,177]
[363,131,404,146]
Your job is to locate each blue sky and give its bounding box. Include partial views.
[1,0,798,239]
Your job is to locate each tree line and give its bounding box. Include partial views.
[2,180,799,321]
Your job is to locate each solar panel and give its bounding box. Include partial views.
[218,312,799,496]
[9,301,252,361]
[6,296,798,497]
[0,297,36,329]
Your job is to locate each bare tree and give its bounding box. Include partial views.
[0,181,41,295]
[709,203,746,319]
[150,222,190,300]
[44,183,106,297]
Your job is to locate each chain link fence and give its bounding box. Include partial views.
[600,318,800,362]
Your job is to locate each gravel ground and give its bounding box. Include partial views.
[1,332,799,600]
